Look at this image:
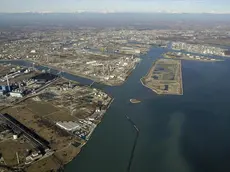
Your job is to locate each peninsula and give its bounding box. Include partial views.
[141,59,183,95]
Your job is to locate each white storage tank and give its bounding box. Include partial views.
[13,134,18,140]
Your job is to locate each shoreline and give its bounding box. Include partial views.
[28,59,138,87]
[0,61,116,171]
[0,59,140,87]
[163,53,224,62]
[180,60,183,95]
[62,97,114,170]
[140,77,183,96]
[86,97,114,141]
[171,48,230,58]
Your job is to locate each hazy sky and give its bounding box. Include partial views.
[1,0,230,13]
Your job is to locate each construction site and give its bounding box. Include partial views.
[141,58,183,95]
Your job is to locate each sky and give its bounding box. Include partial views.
[0,0,230,13]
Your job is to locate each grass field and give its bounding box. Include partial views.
[54,145,81,164]
[45,110,77,122]
[26,156,61,172]
[26,101,59,117]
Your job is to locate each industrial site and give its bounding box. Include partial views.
[163,52,223,62]
[1,26,230,87]
[141,59,183,95]
[0,63,113,172]
[1,14,230,172]
[171,41,230,57]
[0,29,153,86]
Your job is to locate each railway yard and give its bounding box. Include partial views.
[141,59,183,95]
[0,63,112,172]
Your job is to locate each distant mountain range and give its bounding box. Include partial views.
[1,11,230,14]
[0,12,229,28]
[0,12,229,21]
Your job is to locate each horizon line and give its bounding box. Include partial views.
[1,11,230,15]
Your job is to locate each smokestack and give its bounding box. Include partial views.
[33,63,35,71]
[19,83,21,91]
[6,74,10,91]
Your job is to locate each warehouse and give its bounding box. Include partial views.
[56,121,81,131]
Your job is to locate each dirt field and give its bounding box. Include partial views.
[54,145,81,164]
[0,101,82,172]
[1,103,81,150]
[141,59,183,95]
[0,64,11,76]
[26,101,59,117]
[45,110,77,122]
[0,140,33,166]
[26,155,61,172]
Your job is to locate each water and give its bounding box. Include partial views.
[65,47,230,172]
[2,47,230,172]
[0,60,94,86]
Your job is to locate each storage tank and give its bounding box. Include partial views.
[13,134,18,140]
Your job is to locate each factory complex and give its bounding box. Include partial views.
[0,63,113,171]
[0,64,58,101]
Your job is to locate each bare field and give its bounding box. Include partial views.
[26,101,59,117]
[45,110,77,122]
[0,64,11,76]
[0,140,33,166]
[24,97,78,122]
[1,103,81,151]
[141,59,183,95]
[54,145,81,164]
[1,101,82,171]
[26,156,61,172]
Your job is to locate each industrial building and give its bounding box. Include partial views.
[31,73,57,84]
[9,91,24,98]
[0,85,12,92]
[0,113,50,153]
[56,121,81,131]
[120,47,141,54]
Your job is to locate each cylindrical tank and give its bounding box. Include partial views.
[13,135,18,140]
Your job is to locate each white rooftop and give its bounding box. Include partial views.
[56,121,80,131]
